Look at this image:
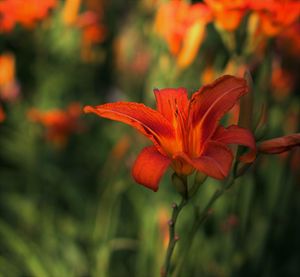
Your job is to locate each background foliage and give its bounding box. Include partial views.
[0,0,299,276]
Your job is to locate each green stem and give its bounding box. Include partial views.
[161,197,187,277]
[173,176,236,277]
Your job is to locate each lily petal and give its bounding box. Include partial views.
[154,87,189,122]
[132,146,171,191]
[189,75,248,155]
[212,125,256,162]
[175,141,233,179]
[258,133,300,154]
[84,102,175,153]
[154,88,189,153]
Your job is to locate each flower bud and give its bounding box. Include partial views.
[188,171,207,198]
[171,173,187,198]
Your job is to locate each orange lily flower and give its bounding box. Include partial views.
[251,0,300,36]
[84,75,256,191]
[0,53,15,86]
[258,134,300,154]
[28,103,82,146]
[204,0,250,31]
[0,0,57,32]
[154,0,212,68]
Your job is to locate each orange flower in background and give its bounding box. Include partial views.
[78,11,107,62]
[271,62,295,102]
[258,134,300,154]
[84,75,256,191]
[62,0,82,26]
[154,0,212,68]
[78,11,106,47]
[277,23,300,58]
[251,0,300,36]
[201,65,218,85]
[0,53,14,85]
[81,18,106,45]
[62,0,106,62]
[0,52,20,102]
[204,0,250,31]
[28,103,82,146]
[157,207,169,249]
[0,105,5,123]
[0,0,57,32]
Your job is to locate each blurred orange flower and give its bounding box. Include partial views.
[154,0,212,68]
[0,0,57,32]
[157,207,169,249]
[251,0,300,36]
[277,23,300,58]
[0,53,15,86]
[204,0,250,31]
[62,0,82,25]
[0,52,20,102]
[28,103,82,146]
[271,62,295,102]
[79,12,106,47]
[62,0,106,62]
[84,75,256,191]
[0,105,5,123]
[258,134,300,154]
[201,65,218,85]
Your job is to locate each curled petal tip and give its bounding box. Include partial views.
[83,105,94,114]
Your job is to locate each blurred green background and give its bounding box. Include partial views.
[0,0,300,276]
